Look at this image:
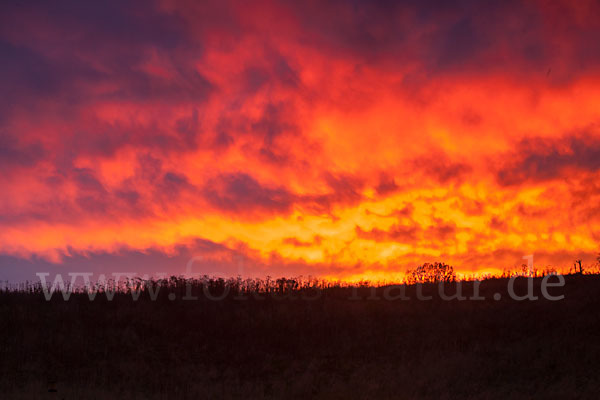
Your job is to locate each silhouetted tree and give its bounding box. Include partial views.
[406,262,456,284]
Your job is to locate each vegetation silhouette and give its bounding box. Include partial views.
[1,269,600,399]
[405,262,456,284]
[574,259,584,274]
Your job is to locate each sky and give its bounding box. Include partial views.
[1,0,600,282]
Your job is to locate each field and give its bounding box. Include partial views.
[1,274,599,399]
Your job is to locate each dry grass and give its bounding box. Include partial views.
[1,274,599,399]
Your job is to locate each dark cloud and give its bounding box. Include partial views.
[203,173,295,214]
[213,101,299,164]
[175,109,201,146]
[202,171,370,217]
[283,0,600,84]
[213,118,236,149]
[0,235,334,283]
[71,168,110,216]
[0,167,155,224]
[0,0,214,130]
[14,0,186,48]
[73,168,107,194]
[0,40,82,98]
[271,51,300,88]
[114,188,141,207]
[0,0,210,98]
[241,51,299,93]
[432,17,488,70]
[375,173,399,196]
[302,173,365,213]
[159,171,196,200]
[258,147,291,165]
[0,238,246,282]
[0,132,45,168]
[497,135,600,186]
[323,173,364,203]
[243,66,271,94]
[413,154,471,183]
[54,118,205,167]
[250,102,298,146]
[135,153,163,181]
[104,68,214,104]
[2,0,598,174]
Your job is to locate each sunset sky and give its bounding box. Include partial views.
[1,0,600,281]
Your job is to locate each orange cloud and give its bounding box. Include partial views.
[1,0,600,281]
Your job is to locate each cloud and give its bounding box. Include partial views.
[1,0,600,280]
[0,0,213,108]
[250,102,299,146]
[278,0,600,81]
[355,218,457,244]
[0,132,45,168]
[497,134,600,186]
[356,224,418,243]
[202,173,295,215]
[282,236,322,247]
[375,173,400,196]
[413,154,472,183]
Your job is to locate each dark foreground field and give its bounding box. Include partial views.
[1,274,600,399]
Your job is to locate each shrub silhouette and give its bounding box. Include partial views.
[406,262,456,284]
